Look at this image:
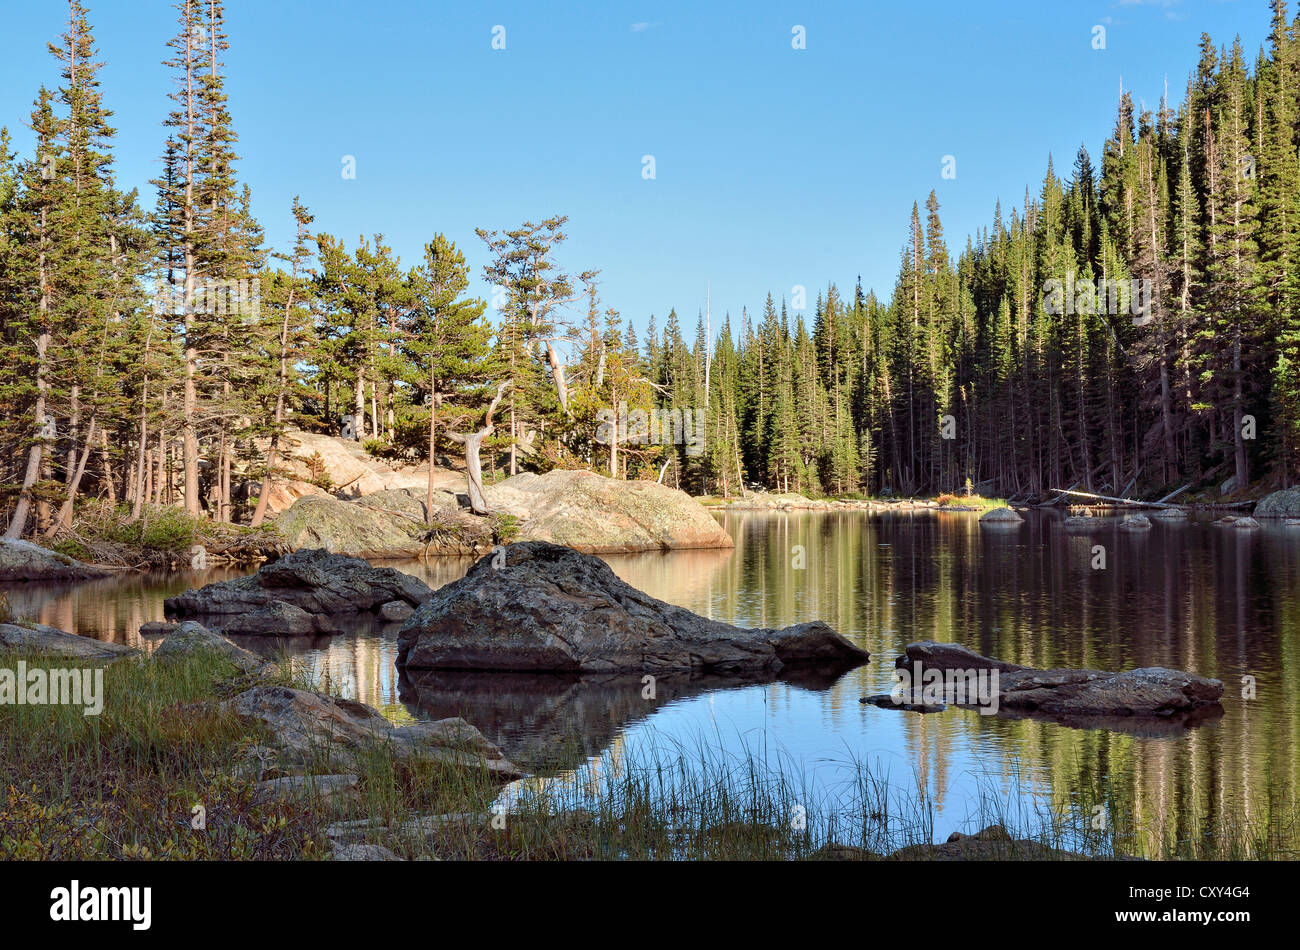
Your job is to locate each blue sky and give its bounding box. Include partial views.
[0,0,1272,342]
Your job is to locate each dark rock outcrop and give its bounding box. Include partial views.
[888,641,1223,724]
[397,541,868,675]
[164,548,432,634]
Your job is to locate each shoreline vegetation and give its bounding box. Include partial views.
[3,639,1297,861]
[25,476,1298,571]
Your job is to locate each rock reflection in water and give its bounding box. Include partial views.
[397,664,853,773]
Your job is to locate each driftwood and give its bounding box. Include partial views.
[1049,488,1180,509]
[446,381,510,516]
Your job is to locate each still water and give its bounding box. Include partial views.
[10,510,1300,848]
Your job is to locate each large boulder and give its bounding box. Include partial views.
[0,539,109,582]
[164,548,433,632]
[487,470,734,554]
[274,487,491,558]
[272,469,735,557]
[0,621,138,660]
[891,641,1222,723]
[1256,489,1300,518]
[221,685,523,779]
[397,541,869,675]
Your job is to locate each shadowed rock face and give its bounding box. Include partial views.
[891,641,1223,728]
[164,548,433,634]
[398,665,850,772]
[397,541,869,675]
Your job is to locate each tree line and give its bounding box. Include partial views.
[2,1,1299,541]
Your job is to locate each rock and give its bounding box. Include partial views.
[138,621,178,638]
[1229,516,1260,529]
[724,491,831,511]
[274,469,736,559]
[331,843,404,861]
[253,773,359,805]
[0,539,109,582]
[164,549,433,628]
[894,641,1222,722]
[221,685,524,779]
[1286,519,1300,527]
[396,541,869,675]
[378,600,414,622]
[1120,514,1151,530]
[1150,508,1188,520]
[0,622,138,660]
[979,507,1023,524]
[893,641,1025,674]
[859,693,946,713]
[887,824,1086,861]
[1064,515,1096,527]
[1256,489,1300,518]
[151,620,268,674]
[275,429,435,499]
[1220,475,1240,496]
[486,470,735,553]
[275,488,485,558]
[221,600,340,637]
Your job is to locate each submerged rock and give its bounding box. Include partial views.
[1120,514,1152,530]
[397,541,868,675]
[164,548,432,633]
[890,641,1223,724]
[979,507,1023,525]
[0,621,137,660]
[221,685,524,779]
[0,539,109,582]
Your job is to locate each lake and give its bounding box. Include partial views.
[10,508,1300,850]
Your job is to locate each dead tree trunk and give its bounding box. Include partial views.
[446,381,511,516]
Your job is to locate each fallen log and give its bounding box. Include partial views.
[1048,488,1179,509]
